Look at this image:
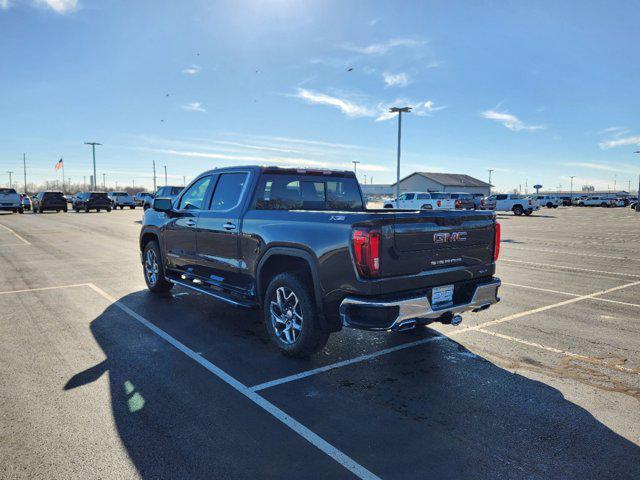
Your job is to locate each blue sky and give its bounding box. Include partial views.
[1,0,639,192]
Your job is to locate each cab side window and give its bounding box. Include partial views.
[496,194,508,200]
[210,173,248,211]
[405,193,415,200]
[178,176,212,210]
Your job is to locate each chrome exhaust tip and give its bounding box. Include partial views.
[394,319,417,331]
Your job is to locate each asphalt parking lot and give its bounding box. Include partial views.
[1,207,639,479]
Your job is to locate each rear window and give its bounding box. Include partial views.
[254,174,363,211]
[43,192,64,199]
[90,192,108,199]
[0,188,17,194]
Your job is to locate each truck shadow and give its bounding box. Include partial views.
[63,291,640,479]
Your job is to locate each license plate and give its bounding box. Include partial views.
[432,284,454,308]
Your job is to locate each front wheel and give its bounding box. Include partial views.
[264,273,329,358]
[106,207,111,212]
[143,240,173,293]
[513,205,524,216]
[130,206,135,209]
[18,207,24,214]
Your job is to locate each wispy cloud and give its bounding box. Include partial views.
[599,134,640,149]
[0,0,10,10]
[369,18,379,26]
[565,162,619,172]
[375,100,446,122]
[182,102,206,113]
[293,89,374,118]
[182,64,201,75]
[343,38,423,55]
[481,109,545,132]
[599,126,630,136]
[383,72,410,88]
[36,0,78,13]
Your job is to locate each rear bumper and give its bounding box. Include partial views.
[339,278,501,331]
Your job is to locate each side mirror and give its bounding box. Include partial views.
[153,197,173,212]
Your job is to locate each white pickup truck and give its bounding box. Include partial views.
[0,188,23,214]
[483,194,536,216]
[383,192,456,210]
[534,195,560,208]
[108,191,136,209]
[577,196,615,207]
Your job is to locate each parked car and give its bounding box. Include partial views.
[577,196,615,207]
[63,194,74,204]
[534,195,560,208]
[383,192,456,210]
[135,192,153,206]
[108,191,136,209]
[72,192,112,212]
[449,192,475,210]
[472,193,485,209]
[140,166,501,357]
[32,191,67,213]
[143,186,182,210]
[0,188,23,214]
[482,194,536,216]
[21,194,31,211]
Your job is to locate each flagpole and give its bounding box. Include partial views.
[61,157,65,194]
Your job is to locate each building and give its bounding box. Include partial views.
[390,172,492,196]
[540,190,630,198]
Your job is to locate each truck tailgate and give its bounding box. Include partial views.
[384,211,495,278]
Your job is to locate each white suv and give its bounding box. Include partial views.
[383,192,456,210]
[483,194,536,216]
[0,188,23,214]
[534,195,560,208]
[577,196,615,207]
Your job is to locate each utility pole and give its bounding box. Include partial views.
[84,142,101,190]
[488,169,494,195]
[22,153,27,193]
[7,171,14,189]
[634,151,640,212]
[183,175,186,187]
[152,160,157,192]
[569,176,575,204]
[389,107,411,201]
[164,165,167,186]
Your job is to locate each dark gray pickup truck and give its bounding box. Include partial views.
[140,166,501,357]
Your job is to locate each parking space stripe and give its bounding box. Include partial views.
[0,223,31,245]
[249,335,445,392]
[0,283,90,295]
[475,328,640,375]
[503,245,632,261]
[501,259,640,279]
[85,283,381,480]
[502,282,580,297]
[454,280,640,333]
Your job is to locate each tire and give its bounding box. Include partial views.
[553,205,558,208]
[524,209,533,216]
[75,207,80,213]
[513,205,524,216]
[601,202,607,208]
[143,204,150,211]
[39,207,44,214]
[12,209,17,213]
[263,272,329,358]
[97,208,101,212]
[546,202,553,208]
[56,210,60,213]
[420,204,433,210]
[18,207,24,214]
[85,206,90,213]
[143,240,173,293]
[383,204,393,209]
[63,207,68,213]
[130,206,135,209]
[106,207,111,212]
[579,202,585,207]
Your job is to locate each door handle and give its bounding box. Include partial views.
[185,219,197,227]
[223,222,236,230]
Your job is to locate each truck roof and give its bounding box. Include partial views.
[198,165,356,178]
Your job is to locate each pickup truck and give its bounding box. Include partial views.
[143,186,183,210]
[108,191,136,209]
[383,192,456,210]
[483,194,536,216]
[533,195,560,208]
[577,196,615,207]
[0,188,23,213]
[140,166,501,357]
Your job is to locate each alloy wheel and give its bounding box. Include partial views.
[270,286,303,345]
[144,249,159,285]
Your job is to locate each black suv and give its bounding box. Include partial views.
[32,191,68,213]
[72,192,112,212]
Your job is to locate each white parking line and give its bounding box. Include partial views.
[503,282,640,308]
[475,328,640,375]
[250,335,445,392]
[0,283,90,295]
[501,259,640,279]
[85,283,380,480]
[0,223,31,245]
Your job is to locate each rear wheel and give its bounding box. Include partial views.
[524,209,533,216]
[84,205,90,213]
[264,273,329,358]
[130,206,135,209]
[601,202,608,208]
[546,202,553,208]
[143,240,173,293]
[513,205,524,216]
[106,207,111,212]
[420,204,433,210]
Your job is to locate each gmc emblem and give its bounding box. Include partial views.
[433,231,467,244]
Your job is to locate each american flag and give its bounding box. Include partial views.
[54,158,63,171]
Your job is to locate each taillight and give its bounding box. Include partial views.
[481,199,485,206]
[437,200,441,207]
[352,228,381,278]
[455,200,462,208]
[493,222,501,262]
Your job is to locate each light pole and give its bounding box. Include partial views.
[352,160,360,177]
[152,160,157,192]
[389,106,411,201]
[164,165,168,186]
[84,142,101,190]
[102,173,106,190]
[7,171,14,189]
[488,169,494,194]
[634,151,640,211]
[569,175,575,205]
